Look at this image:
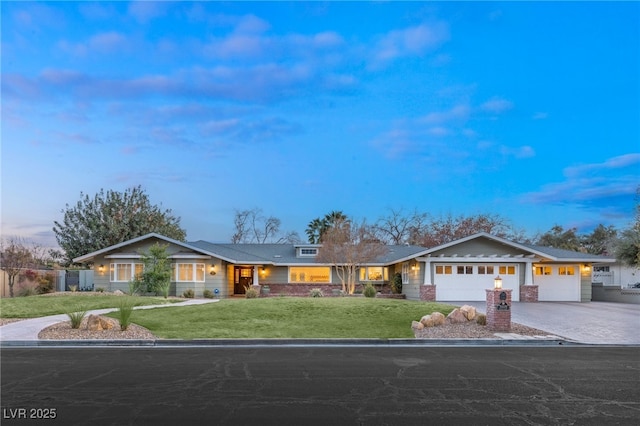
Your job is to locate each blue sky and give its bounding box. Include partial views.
[2,1,639,248]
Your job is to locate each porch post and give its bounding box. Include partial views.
[423,258,432,285]
[525,260,534,285]
[252,266,260,286]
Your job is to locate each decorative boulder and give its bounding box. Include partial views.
[460,305,477,321]
[431,311,446,326]
[446,308,468,324]
[86,315,116,331]
[113,290,124,295]
[411,320,424,331]
[420,315,435,327]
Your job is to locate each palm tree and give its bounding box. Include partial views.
[305,211,349,243]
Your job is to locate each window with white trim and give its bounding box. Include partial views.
[299,248,318,256]
[435,265,452,274]
[289,267,331,283]
[535,266,552,276]
[402,263,409,284]
[558,266,575,276]
[478,265,495,275]
[359,267,388,281]
[172,263,205,282]
[110,263,144,282]
[457,265,473,274]
[499,265,516,275]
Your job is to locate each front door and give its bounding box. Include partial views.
[234,267,253,295]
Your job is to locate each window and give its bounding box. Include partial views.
[289,267,331,283]
[457,265,473,274]
[593,266,610,272]
[535,266,552,276]
[299,248,318,256]
[110,263,143,282]
[435,265,452,274]
[499,265,516,275]
[559,266,575,276]
[359,267,388,281]
[478,266,494,275]
[402,263,409,284]
[173,263,205,282]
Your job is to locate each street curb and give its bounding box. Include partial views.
[0,338,611,348]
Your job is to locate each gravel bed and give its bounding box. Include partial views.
[414,321,555,339]
[38,317,156,340]
[0,318,27,326]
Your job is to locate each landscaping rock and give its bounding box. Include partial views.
[420,315,435,327]
[446,308,468,324]
[113,290,124,295]
[411,320,424,331]
[460,305,477,321]
[431,312,446,325]
[86,315,116,331]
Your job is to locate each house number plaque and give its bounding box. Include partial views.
[496,291,510,310]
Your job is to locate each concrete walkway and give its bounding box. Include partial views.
[0,298,218,341]
[452,300,640,344]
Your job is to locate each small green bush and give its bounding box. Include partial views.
[116,297,137,331]
[203,289,214,299]
[36,273,55,294]
[391,272,403,294]
[96,287,105,293]
[363,283,376,298]
[244,285,259,299]
[476,314,487,326]
[183,289,195,298]
[69,285,78,292]
[67,307,87,329]
[309,288,324,298]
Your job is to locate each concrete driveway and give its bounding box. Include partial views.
[452,300,640,344]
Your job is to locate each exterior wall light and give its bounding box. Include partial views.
[210,265,216,275]
[261,266,266,275]
[583,264,591,272]
[494,276,503,289]
[98,264,105,274]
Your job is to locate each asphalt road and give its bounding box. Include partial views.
[2,346,639,425]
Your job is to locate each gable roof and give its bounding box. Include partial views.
[73,232,615,265]
[73,233,430,266]
[421,232,615,262]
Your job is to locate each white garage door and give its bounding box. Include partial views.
[434,264,520,301]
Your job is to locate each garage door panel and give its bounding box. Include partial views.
[434,265,520,301]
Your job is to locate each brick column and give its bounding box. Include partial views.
[486,289,512,332]
[519,285,538,302]
[420,285,436,301]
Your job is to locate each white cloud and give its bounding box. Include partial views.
[370,22,449,67]
[480,97,513,113]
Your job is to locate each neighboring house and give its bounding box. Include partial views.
[592,261,639,288]
[73,232,615,302]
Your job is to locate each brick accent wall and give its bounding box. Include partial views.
[261,283,393,297]
[419,285,436,301]
[520,285,538,302]
[486,289,512,332]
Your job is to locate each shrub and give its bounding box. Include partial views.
[309,288,324,298]
[128,279,145,296]
[116,297,137,331]
[391,272,403,294]
[67,307,87,329]
[24,269,38,281]
[183,288,195,298]
[476,314,487,326]
[96,287,105,293]
[203,289,214,299]
[18,286,38,297]
[36,273,55,294]
[69,285,78,292]
[244,285,259,299]
[363,283,376,298]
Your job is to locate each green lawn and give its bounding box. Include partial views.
[111,297,457,339]
[0,294,180,318]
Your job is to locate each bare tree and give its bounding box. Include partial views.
[0,237,36,297]
[374,208,428,245]
[317,219,387,294]
[416,213,521,247]
[231,208,300,243]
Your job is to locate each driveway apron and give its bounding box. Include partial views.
[453,300,640,344]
